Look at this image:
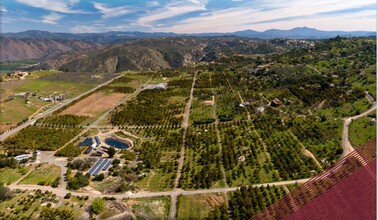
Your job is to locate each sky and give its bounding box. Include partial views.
[1,0,376,33]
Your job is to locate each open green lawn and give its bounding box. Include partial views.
[0,97,46,124]
[20,163,60,186]
[124,197,170,220]
[0,167,29,185]
[177,193,226,219]
[349,114,376,147]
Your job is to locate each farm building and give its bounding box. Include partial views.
[15,154,29,162]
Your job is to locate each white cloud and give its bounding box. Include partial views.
[41,12,64,24]
[138,0,208,27]
[146,1,160,7]
[93,3,132,19]
[15,0,83,14]
[70,23,138,33]
[153,0,375,33]
[1,6,8,13]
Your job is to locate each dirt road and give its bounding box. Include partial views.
[342,102,376,157]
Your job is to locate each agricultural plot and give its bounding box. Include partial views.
[179,125,225,189]
[177,193,226,219]
[209,185,287,219]
[111,75,193,126]
[2,126,81,151]
[0,98,45,132]
[124,196,170,220]
[189,72,215,125]
[218,121,279,186]
[133,127,182,192]
[39,114,88,127]
[60,92,127,118]
[253,116,321,180]
[20,163,61,186]
[0,190,62,219]
[0,70,114,131]
[0,167,29,185]
[287,116,343,166]
[55,143,86,157]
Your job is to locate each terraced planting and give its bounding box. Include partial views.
[20,163,61,186]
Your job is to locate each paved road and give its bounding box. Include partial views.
[0,75,123,141]
[342,102,376,157]
[9,178,310,199]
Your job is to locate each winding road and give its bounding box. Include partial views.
[341,101,376,157]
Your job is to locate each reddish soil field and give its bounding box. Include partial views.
[60,92,126,117]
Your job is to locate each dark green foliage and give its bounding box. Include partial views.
[101,86,134,93]
[107,147,116,158]
[111,77,192,126]
[0,184,13,201]
[55,143,84,157]
[138,142,161,168]
[226,185,285,219]
[51,177,60,188]
[93,173,105,181]
[0,157,18,169]
[207,203,229,220]
[3,126,80,151]
[40,207,73,220]
[40,114,88,126]
[91,198,105,214]
[121,150,136,161]
[67,171,90,190]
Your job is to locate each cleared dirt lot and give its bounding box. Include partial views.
[60,92,126,117]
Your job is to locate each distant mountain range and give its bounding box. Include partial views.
[2,27,375,44]
[0,27,375,71]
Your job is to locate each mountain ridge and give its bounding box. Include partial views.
[2,27,375,44]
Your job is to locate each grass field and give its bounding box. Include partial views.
[0,167,29,185]
[124,196,170,219]
[0,97,45,125]
[20,163,60,186]
[0,70,102,130]
[349,114,376,147]
[177,193,226,219]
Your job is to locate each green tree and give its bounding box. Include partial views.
[107,147,116,158]
[91,197,105,214]
[0,184,13,201]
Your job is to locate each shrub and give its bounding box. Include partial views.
[91,198,105,214]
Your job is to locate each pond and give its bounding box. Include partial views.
[105,138,129,149]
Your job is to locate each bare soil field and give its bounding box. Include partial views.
[60,92,126,117]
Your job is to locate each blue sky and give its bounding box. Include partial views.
[1,0,376,33]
